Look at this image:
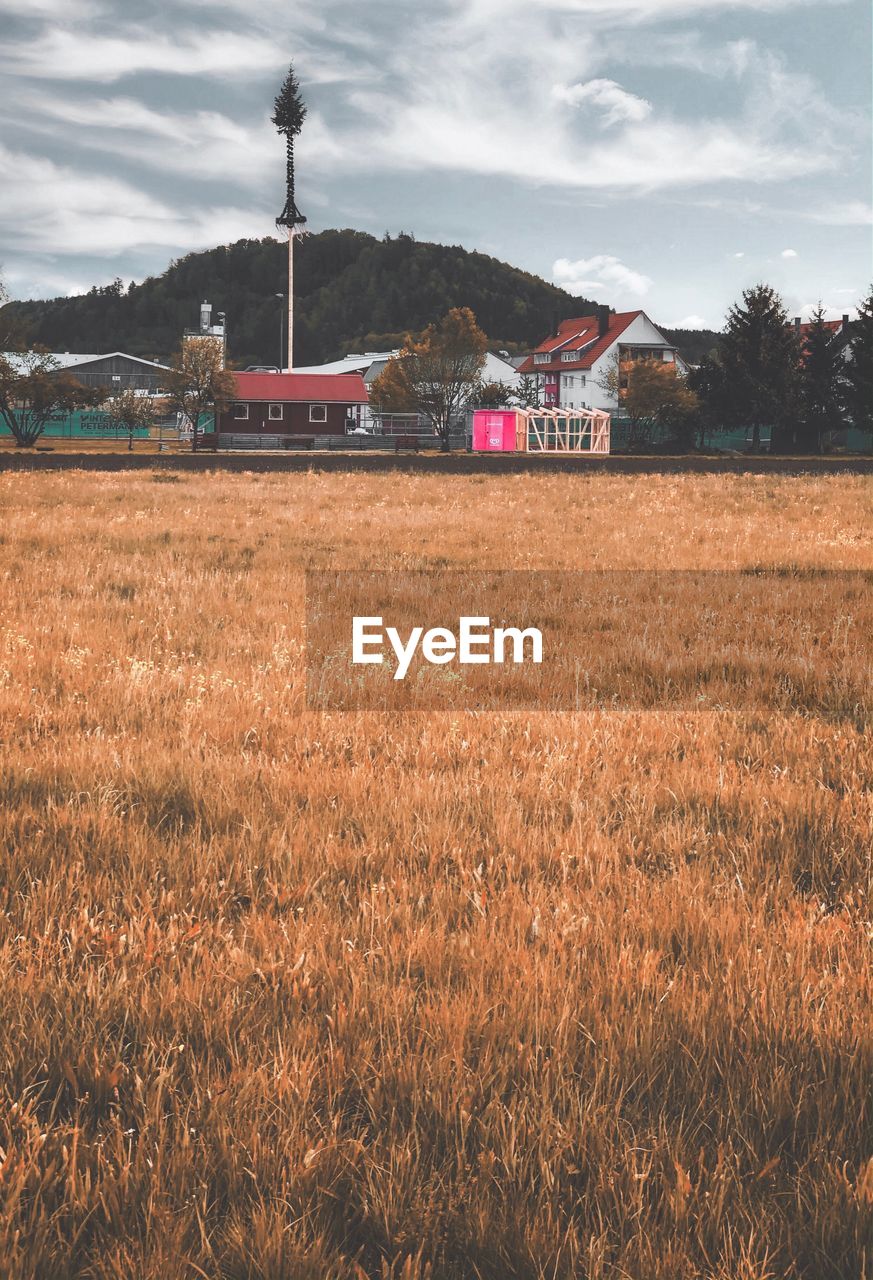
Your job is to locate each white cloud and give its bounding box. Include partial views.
[781,248,798,258]
[2,263,122,299]
[0,0,98,12]
[553,254,653,297]
[804,200,873,226]
[792,301,857,322]
[296,22,845,195]
[0,143,273,257]
[0,28,290,81]
[0,0,864,307]
[326,91,838,191]
[478,0,845,16]
[7,93,279,182]
[733,252,745,258]
[670,314,710,328]
[553,78,652,126]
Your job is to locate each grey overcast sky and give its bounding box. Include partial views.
[0,0,870,328]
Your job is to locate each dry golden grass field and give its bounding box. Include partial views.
[0,470,871,1280]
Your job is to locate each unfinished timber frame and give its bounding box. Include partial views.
[520,408,611,454]
[471,407,611,455]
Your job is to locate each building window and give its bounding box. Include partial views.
[580,375,586,386]
[309,404,328,423]
[534,352,550,365]
[232,403,248,420]
[268,403,284,421]
[561,351,577,363]
[563,375,573,389]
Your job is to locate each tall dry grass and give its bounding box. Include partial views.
[0,470,870,1280]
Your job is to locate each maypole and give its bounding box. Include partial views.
[272,63,307,371]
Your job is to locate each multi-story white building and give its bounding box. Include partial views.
[518,307,686,412]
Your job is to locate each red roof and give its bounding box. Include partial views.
[792,320,843,339]
[231,372,369,403]
[518,311,643,373]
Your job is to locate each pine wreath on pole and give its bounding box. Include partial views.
[273,63,307,229]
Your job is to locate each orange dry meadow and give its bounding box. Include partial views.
[0,469,871,1280]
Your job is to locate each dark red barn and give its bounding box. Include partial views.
[215,372,369,441]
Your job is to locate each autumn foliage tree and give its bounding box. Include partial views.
[371,308,488,449]
[598,352,698,448]
[164,337,237,451]
[0,349,103,447]
[622,357,699,447]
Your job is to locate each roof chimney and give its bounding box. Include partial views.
[597,305,611,338]
[794,316,802,329]
[842,313,850,328]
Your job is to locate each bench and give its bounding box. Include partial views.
[282,436,316,450]
[394,435,421,452]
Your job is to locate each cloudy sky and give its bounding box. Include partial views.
[0,0,869,328]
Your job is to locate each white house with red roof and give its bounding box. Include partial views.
[518,307,686,412]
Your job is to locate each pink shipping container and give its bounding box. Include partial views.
[472,409,520,452]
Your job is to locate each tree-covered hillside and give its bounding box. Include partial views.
[662,327,723,367]
[1,231,600,368]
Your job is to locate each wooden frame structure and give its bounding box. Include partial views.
[517,407,610,455]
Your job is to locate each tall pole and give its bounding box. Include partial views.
[276,292,285,370]
[287,227,294,372]
[273,63,306,371]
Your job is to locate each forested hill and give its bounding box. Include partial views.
[664,327,722,366]
[1,229,722,367]
[1,231,597,368]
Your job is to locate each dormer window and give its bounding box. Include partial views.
[561,350,577,363]
[534,352,550,365]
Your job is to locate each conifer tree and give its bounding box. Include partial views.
[717,284,799,451]
[844,287,873,445]
[798,305,844,452]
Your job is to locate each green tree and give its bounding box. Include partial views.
[0,349,103,447]
[370,308,488,451]
[104,387,166,452]
[688,353,731,450]
[798,305,845,453]
[473,379,512,409]
[710,284,800,452]
[844,287,873,446]
[513,373,541,409]
[0,273,27,351]
[164,337,237,451]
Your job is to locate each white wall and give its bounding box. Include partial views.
[559,313,685,411]
[483,352,521,388]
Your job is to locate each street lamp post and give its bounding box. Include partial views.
[275,293,286,371]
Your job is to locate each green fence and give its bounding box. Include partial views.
[610,417,872,454]
[3,409,150,439]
